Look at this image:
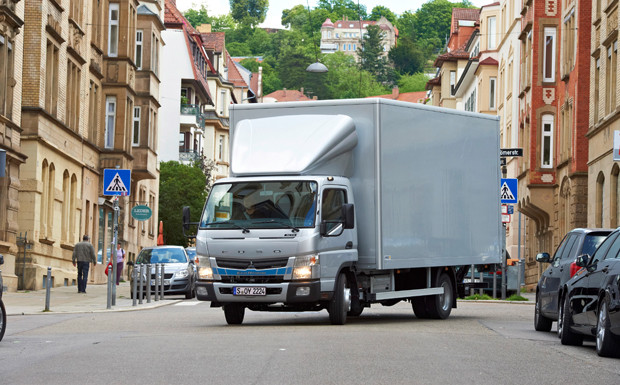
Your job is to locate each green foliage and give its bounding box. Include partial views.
[230,0,269,27]
[184,5,210,27]
[462,294,494,300]
[507,294,528,301]
[369,6,396,24]
[209,14,237,31]
[398,73,431,92]
[318,0,367,21]
[226,41,251,56]
[322,52,388,98]
[358,25,394,85]
[411,0,477,53]
[389,36,427,75]
[158,161,209,247]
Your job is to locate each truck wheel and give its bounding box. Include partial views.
[426,273,453,319]
[534,293,553,332]
[411,297,430,319]
[328,273,351,325]
[596,299,617,357]
[558,295,582,346]
[224,304,245,325]
[348,297,364,317]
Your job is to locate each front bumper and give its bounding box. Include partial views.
[132,278,191,295]
[196,280,321,303]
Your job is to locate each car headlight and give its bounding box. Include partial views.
[293,255,319,280]
[197,256,213,280]
[174,269,189,279]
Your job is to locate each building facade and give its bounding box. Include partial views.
[319,16,398,60]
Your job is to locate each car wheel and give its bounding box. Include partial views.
[328,273,351,325]
[0,299,6,342]
[185,286,193,299]
[534,293,553,332]
[223,304,245,325]
[559,295,583,346]
[596,299,618,357]
[426,273,453,319]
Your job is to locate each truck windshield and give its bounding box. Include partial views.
[200,181,318,230]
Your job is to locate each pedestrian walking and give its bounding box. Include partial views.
[115,242,126,285]
[72,235,97,293]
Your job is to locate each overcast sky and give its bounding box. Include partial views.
[176,0,491,29]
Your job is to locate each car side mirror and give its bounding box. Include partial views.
[535,252,550,263]
[575,254,590,268]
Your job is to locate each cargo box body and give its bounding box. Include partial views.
[229,99,502,271]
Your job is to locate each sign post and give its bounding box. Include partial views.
[103,169,131,306]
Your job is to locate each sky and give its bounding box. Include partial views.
[176,0,490,29]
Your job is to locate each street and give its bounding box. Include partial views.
[0,299,618,384]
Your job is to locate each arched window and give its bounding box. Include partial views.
[62,170,70,241]
[611,165,620,227]
[47,163,55,238]
[70,174,78,243]
[596,172,605,227]
[41,160,49,235]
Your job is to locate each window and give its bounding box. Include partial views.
[450,71,456,96]
[0,32,15,119]
[151,33,159,75]
[88,81,99,143]
[108,3,119,57]
[541,114,554,168]
[92,0,103,48]
[562,12,575,75]
[66,60,81,131]
[596,172,605,227]
[132,106,141,146]
[487,16,497,49]
[595,57,601,122]
[328,31,331,38]
[105,96,116,148]
[543,28,556,82]
[45,40,60,116]
[321,189,347,234]
[70,0,83,26]
[489,77,496,110]
[606,41,617,115]
[219,90,226,114]
[218,135,224,160]
[135,30,143,69]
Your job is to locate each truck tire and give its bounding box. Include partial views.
[224,304,245,325]
[426,273,453,320]
[534,292,553,332]
[328,273,350,325]
[558,295,582,346]
[412,297,430,319]
[347,297,364,317]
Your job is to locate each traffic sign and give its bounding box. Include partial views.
[614,131,620,161]
[103,169,131,196]
[502,214,511,223]
[500,178,518,204]
[500,157,506,166]
[500,148,523,157]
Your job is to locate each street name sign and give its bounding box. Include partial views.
[500,148,523,157]
[103,169,131,196]
[500,178,518,204]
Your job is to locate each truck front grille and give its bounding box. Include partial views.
[215,258,289,270]
[220,276,284,284]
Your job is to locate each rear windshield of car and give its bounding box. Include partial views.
[582,233,611,257]
[136,248,188,264]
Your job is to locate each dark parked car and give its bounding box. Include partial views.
[534,228,612,332]
[0,254,5,341]
[558,228,620,357]
[130,246,196,299]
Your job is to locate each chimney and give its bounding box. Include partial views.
[257,66,263,99]
[283,88,286,97]
[392,86,399,99]
[197,24,212,33]
[300,87,304,95]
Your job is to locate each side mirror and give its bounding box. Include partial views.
[535,252,550,263]
[127,261,134,267]
[182,206,191,231]
[575,254,590,268]
[342,204,354,229]
[0,254,4,265]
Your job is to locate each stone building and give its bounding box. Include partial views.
[14,0,162,291]
[319,16,397,60]
[0,0,26,290]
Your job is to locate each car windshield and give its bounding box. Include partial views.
[200,181,318,230]
[185,248,196,258]
[136,248,188,264]
[582,233,611,256]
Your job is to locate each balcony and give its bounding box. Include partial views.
[180,104,201,127]
[132,147,158,181]
[179,149,201,163]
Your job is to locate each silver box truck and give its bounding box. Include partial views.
[187,99,501,325]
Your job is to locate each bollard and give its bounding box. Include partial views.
[107,262,113,309]
[146,264,152,303]
[160,264,165,300]
[154,263,159,301]
[44,267,52,311]
[138,264,144,305]
[132,265,138,306]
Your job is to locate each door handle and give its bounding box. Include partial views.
[345,241,353,249]
[602,267,609,273]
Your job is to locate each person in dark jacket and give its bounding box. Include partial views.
[72,235,97,293]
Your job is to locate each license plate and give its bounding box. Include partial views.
[233,286,266,296]
[151,279,170,286]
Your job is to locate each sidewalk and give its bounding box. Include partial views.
[2,282,181,316]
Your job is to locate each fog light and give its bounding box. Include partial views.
[296,286,310,296]
[197,286,208,296]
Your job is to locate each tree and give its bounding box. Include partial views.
[412,0,475,53]
[158,161,210,247]
[184,5,210,28]
[369,6,396,24]
[317,0,367,21]
[398,73,431,92]
[230,0,269,27]
[388,36,427,74]
[322,52,388,98]
[357,25,394,85]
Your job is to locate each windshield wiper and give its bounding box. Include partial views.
[205,221,249,233]
[254,219,300,232]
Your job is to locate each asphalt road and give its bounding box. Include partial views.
[1,299,618,385]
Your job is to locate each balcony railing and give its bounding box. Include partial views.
[180,104,199,116]
[179,149,201,163]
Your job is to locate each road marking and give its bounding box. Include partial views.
[174,301,201,306]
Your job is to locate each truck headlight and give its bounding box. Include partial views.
[197,256,213,280]
[293,255,319,280]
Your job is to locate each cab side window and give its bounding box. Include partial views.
[321,189,346,222]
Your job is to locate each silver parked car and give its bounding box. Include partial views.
[130,246,196,299]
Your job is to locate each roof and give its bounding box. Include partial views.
[226,51,249,88]
[264,89,312,102]
[479,57,499,66]
[433,49,470,66]
[322,18,334,27]
[367,91,428,104]
[451,8,481,34]
[201,32,225,53]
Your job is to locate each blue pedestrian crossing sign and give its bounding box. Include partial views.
[500,178,517,204]
[103,169,131,196]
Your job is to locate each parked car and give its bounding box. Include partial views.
[0,254,5,342]
[130,246,195,299]
[534,228,612,332]
[557,228,620,357]
[462,253,521,297]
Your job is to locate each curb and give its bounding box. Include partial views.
[5,299,183,316]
